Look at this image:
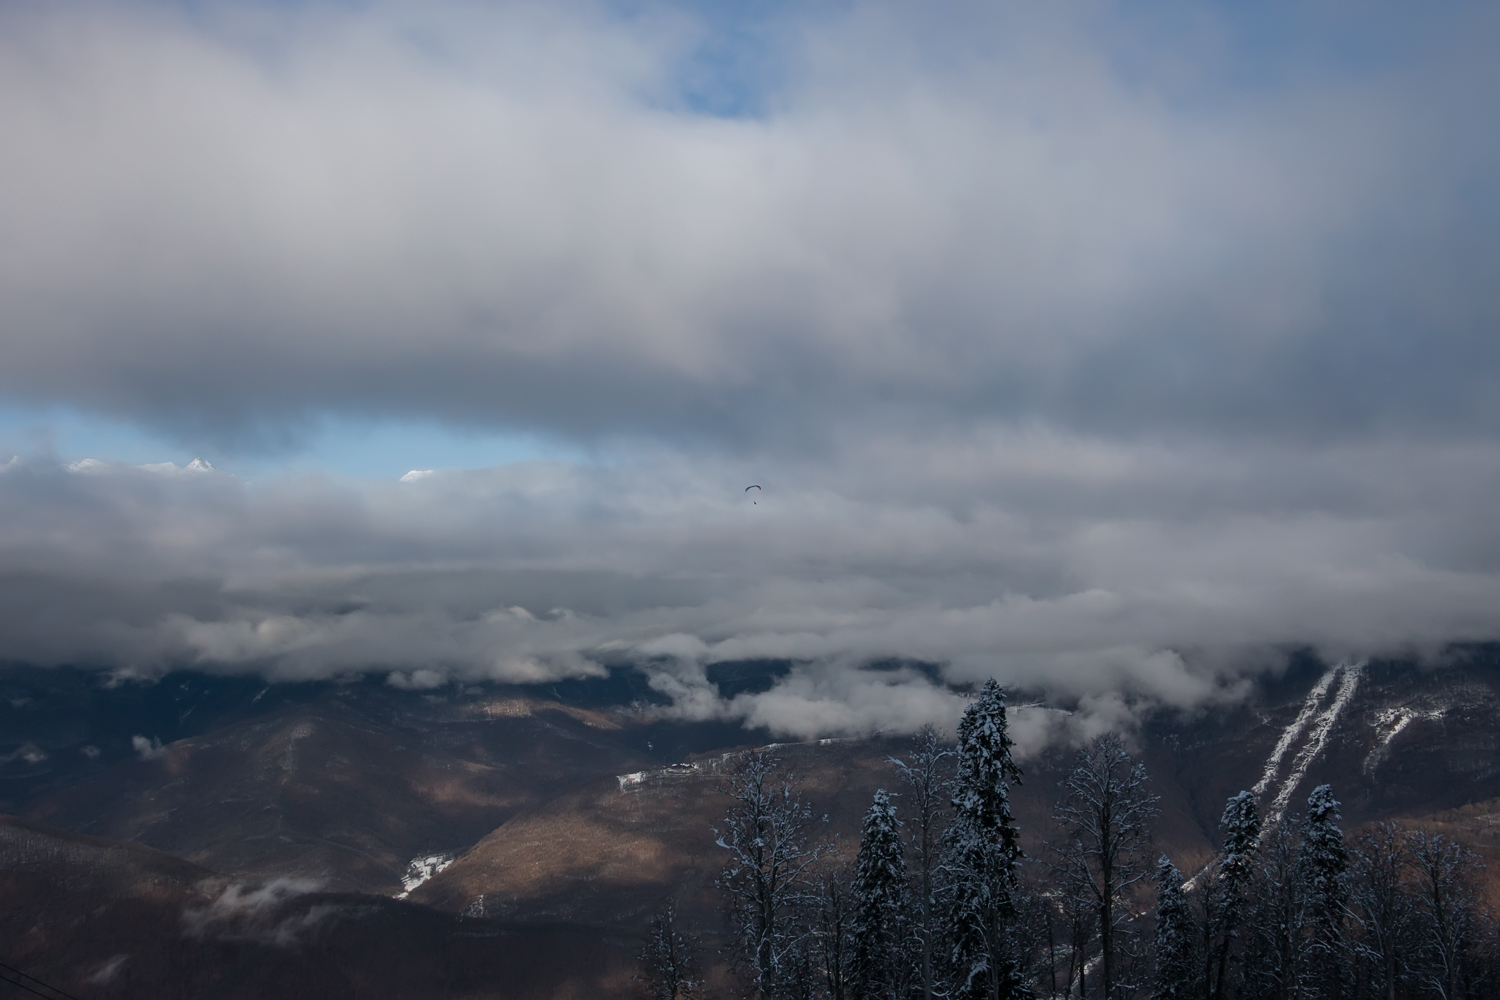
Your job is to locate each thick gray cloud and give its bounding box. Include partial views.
[2,1,1499,742]
[1,0,1497,448]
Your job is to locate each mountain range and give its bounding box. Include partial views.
[3,648,1499,998]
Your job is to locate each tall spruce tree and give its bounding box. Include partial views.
[850,788,909,1000]
[1296,785,1349,1000]
[945,678,1027,1000]
[1152,856,1200,1000]
[1206,791,1260,1000]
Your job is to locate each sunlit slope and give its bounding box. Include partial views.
[416,654,1500,931]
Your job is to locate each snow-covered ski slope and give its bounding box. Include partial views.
[1251,660,1365,827]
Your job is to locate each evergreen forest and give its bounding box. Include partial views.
[639,680,1498,1000]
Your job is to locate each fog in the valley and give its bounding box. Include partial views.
[2,0,1498,742]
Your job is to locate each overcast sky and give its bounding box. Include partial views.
[2,0,1498,740]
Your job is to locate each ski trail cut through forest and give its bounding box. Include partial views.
[1264,660,1366,827]
[1252,666,1340,799]
[1184,660,1365,891]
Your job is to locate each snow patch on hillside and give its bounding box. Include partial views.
[395,852,455,897]
[617,761,703,790]
[1363,704,1447,775]
[616,739,860,792]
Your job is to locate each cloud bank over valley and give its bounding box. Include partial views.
[4,435,1500,740]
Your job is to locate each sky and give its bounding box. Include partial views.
[2,0,1499,741]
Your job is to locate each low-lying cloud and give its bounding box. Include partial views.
[131,735,167,761]
[183,877,342,947]
[3,434,1499,737]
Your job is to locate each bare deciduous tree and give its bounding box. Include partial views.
[715,750,825,1000]
[1408,831,1490,1000]
[1240,819,1303,1000]
[638,901,704,1000]
[1050,734,1159,1000]
[1347,823,1415,1000]
[811,858,853,1000]
[892,725,955,1000]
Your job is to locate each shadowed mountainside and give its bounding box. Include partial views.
[16,686,657,893]
[1,813,636,1000]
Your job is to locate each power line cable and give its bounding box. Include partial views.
[0,972,59,1000]
[0,961,83,1000]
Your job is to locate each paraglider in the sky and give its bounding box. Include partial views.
[746,485,761,504]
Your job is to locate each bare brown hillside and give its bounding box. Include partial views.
[19,689,655,893]
[0,814,637,1000]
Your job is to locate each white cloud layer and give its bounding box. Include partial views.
[2,436,1498,737]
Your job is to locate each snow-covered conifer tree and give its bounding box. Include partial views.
[1152,856,1200,1000]
[1218,791,1261,883]
[1296,785,1349,1000]
[944,678,1027,1000]
[850,788,909,1000]
[1205,790,1260,1000]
